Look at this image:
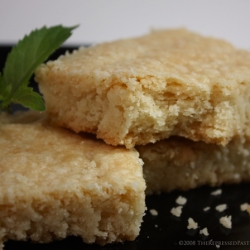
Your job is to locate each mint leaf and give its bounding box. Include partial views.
[12,86,46,111]
[0,24,78,112]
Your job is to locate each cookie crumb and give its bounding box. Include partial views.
[170,206,183,217]
[187,217,198,229]
[240,203,249,212]
[199,227,209,236]
[176,196,187,205]
[215,204,227,212]
[219,215,232,229]
[203,207,210,212]
[149,209,158,216]
[211,189,222,196]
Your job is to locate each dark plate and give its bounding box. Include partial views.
[1,46,250,250]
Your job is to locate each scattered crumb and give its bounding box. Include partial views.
[149,209,158,216]
[170,206,183,217]
[211,189,222,196]
[155,224,158,228]
[219,215,232,229]
[176,196,187,205]
[199,227,209,236]
[240,203,249,211]
[187,217,198,229]
[216,244,220,249]
[215,204,227,212]
[203,207,210,212]
[240,203,250,212]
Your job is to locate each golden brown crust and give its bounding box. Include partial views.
[0,111,145,246]
[35,29,250,148]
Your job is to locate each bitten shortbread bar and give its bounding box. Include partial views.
[0,112,146,248]
[35,29,250,148]
[137,136,250,194]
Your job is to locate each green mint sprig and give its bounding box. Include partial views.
[0,25,78,112]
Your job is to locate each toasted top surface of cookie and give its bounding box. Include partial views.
[37,28,250,90]
[0,111,144,199]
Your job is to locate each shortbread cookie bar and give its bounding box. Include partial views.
[35,29,250,148]
[0,112,146,248]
